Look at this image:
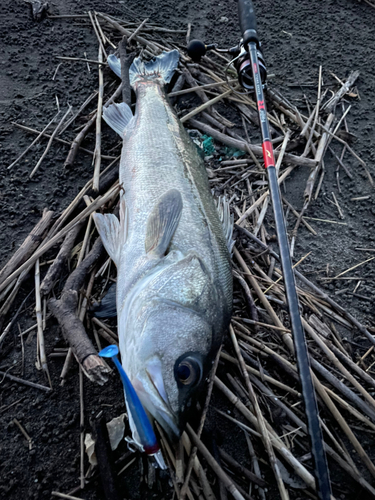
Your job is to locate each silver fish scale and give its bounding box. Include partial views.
[118,81,232,317]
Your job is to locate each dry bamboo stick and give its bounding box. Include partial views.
[169,79,236,97]
[30,106,72,178]
[233,247,294,352]
[186,424,246,500]
[325,387,375,432]
[180,348,222,499]
[91,318,118,341]
[8,111,60,170]
[235,315,375,474]
[221,351,300,396]
[327,341,375,390]
[312,372,375,478]
[56,55,108,66]
[236,166,295,225]
[12,122,116,160]
[253,196,269,237]
[98,13,159,52]
[282,197,317,235]
[88,11,108,59]
[244,433,266,500]
[155,423,195,500]
[236,227,375,348]
[35,259,52,388]
[93,46,104,192]
[303,319,375,411]
[303,66,322,156]
[229,325,289,500]
[127,17,149,42]
[0,370,51,392]
[275,129,291,174]
[180,431,217,500]
[214,377,316,490]
[180,89,232,123]
[94,11,115,49]
[310,356,375,423]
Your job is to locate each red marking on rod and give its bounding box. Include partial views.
[258,100,265,110]
[262,140,275,169]
[253,62,258,74]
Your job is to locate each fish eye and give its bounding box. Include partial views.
[175,356,202,386]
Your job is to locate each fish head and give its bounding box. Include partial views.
[131,301,215,441]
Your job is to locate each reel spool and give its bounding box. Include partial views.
[234,45,267,90]
[186,39,267,92]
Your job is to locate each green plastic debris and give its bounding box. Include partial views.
[223,146,246,158]
[201,135,216,156]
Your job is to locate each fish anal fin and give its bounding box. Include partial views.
[145,189,183,259]
[103,102,133,137]
[93,213,121,266]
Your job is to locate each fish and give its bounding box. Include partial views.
[93,49,233,448]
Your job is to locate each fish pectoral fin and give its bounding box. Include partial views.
[145,189,183,259]
[93,213,121,266]
[103,102,133,137]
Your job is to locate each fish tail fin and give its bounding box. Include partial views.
[130,50,179,87]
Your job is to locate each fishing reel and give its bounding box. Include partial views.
[186,39,267,92]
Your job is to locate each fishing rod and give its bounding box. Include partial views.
[188,2,332,499]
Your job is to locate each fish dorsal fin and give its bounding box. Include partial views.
[94,199,128,267]
[103,102,133,137]
[107,54,121,78]
[145,189,183,258]
[216,196,235,254]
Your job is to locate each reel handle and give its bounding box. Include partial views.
[238,0,259,45]
[186,40,216,62]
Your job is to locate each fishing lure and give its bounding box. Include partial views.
[99,345,166,469]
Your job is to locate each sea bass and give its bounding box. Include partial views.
[94,50,233,446]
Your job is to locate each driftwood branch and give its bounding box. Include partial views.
[169,72,186,106]
[40,222,84,296]
[119,36,134,108]
[188,118,316,168]
[0,184,119,294]
[0,209,54,288]
[48,238,110,384]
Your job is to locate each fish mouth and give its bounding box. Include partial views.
[132,358,180,441]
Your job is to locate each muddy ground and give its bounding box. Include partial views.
[0,0,374,499]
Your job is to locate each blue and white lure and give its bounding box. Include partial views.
[99,345,166,469]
